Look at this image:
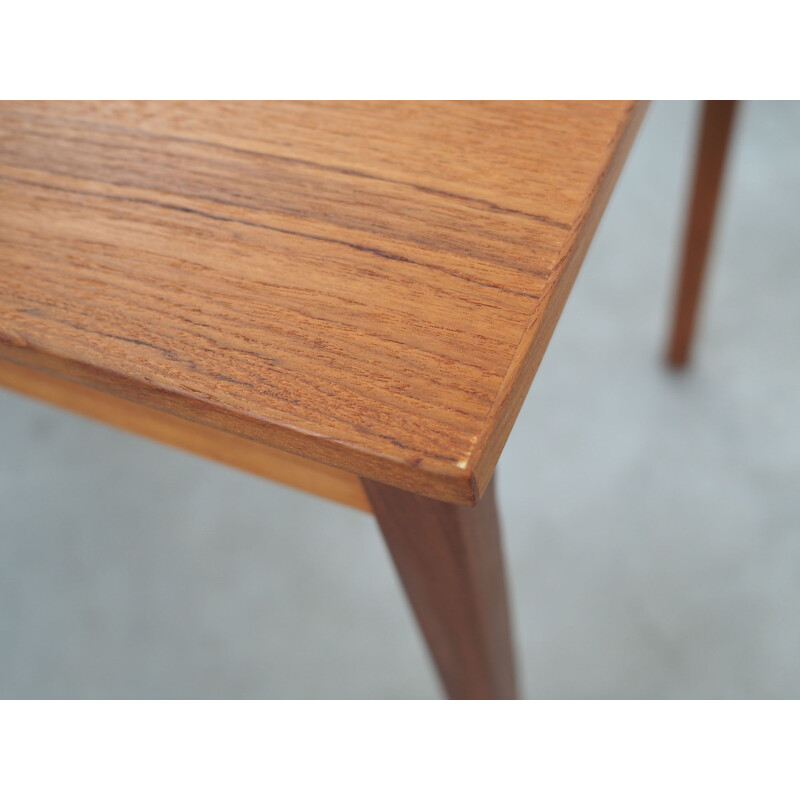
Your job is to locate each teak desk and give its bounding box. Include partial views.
[0,101,650,699]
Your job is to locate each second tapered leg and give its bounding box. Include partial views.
[666,100,738,368]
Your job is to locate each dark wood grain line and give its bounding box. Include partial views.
[0,174,545,301]
[2,108,573,229]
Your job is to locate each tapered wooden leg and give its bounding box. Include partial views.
[362,476,517,699]
[666,100,738,368]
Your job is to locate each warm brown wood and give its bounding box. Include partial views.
[0,102,645,504]
[667,100,737,368]
[0,359,371,511]
[363,476,516,699]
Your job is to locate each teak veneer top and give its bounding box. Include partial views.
[0,101,645,504]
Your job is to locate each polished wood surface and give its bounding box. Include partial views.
[0,360,371,511]
[667,100,737,367]
[0,101,645,503]
[363,476,516,699]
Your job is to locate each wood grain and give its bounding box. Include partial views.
[667,100,737,367]
[0,360,371,511]
[0,102,645,504]
[363,476,516,699]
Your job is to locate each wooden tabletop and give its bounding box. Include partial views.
[0,101,644,504]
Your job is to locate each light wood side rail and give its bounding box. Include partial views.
[0,360,372,512]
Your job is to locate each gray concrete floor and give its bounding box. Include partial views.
[1,101,799,698]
